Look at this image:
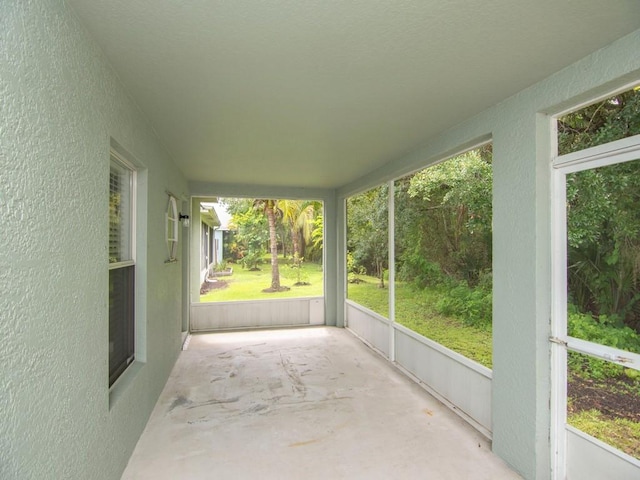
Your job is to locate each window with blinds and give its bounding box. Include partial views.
[109,152,136,387]
[109,160,133,264]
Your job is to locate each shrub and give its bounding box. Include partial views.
[568,309,640,352]
[567,308,640,380]
[214,261,229,272]
[435,280,492,329]
[240,250,263,270]
[398,254,445,288]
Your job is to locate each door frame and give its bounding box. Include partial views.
[550,132,640,478]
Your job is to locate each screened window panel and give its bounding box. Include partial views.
[109,265,135,386]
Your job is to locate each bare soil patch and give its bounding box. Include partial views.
[200,280,229,294]
[568,374,640,421]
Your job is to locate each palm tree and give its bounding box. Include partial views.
[253,199,321,292]
[278,199,317,266]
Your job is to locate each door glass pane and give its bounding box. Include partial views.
[566,158,640,353]
[567,351,640,460]
[565,157,640,459]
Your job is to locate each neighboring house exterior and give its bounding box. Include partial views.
[212,202,232,268]
[199,202,221,284]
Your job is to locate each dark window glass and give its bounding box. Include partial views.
[109,265,135,386]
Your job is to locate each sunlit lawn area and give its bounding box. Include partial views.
[347,274,493,368]
[200,257,324,302]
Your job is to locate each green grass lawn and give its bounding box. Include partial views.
[348,275,493,368]
[347,276,389,316]
[569,408,640,459]
[200,258,324,302]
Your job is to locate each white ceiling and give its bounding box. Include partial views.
[67,0,640,190]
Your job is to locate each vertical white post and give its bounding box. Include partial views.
[338,195,347,328]
[388,180,395,362]
[550,166,568,480]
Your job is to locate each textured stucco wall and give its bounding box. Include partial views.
[1,1,188,479]
[337,29,640,480]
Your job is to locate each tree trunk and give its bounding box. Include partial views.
[265,201,281,290]
[291,222,301,265]
[377,258,385,288]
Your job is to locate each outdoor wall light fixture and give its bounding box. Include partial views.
[179,213,190,227]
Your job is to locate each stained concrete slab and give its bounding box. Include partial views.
[121,327,521,479]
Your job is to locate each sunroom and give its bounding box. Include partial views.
[3,1,640,479]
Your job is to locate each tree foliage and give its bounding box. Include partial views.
[346,184,389,287]
[278,199,321,265]
[223,198,268,270]
[396,148,492,287]
[221,197,323,292]
[560,87,640,332]
[309,212,324,262]
[558,87,640,155]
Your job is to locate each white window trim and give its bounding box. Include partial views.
[554,133,640,172]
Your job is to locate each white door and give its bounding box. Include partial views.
[551,134,640,479]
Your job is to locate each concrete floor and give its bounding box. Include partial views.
[122,327,521,479]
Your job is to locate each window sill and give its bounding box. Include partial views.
[109,360,146,410]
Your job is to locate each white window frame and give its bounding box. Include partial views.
[166,195,179,262]
[109,150,137,387]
